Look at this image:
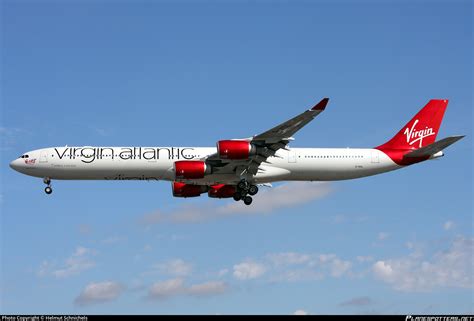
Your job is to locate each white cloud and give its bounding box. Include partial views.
[329,258,352,277]
[219,182,332,215]
[187,281,228,297]
[372,236,473,292]
[217,269,229,277]
[373,261,393,279]
[317,253,336,263]
[270,269,323,282]
[378,232,390,241]
[233,252,354,283]
[404,241,424,259]
[443,221,455,231]
[38,246,96,279]
[293,309,309,315]
[309,254,352,278]
[53,247,96,278]
[75,281,123,306]
[148,278,185,299]
[140,182,332,224]
[147,279,228,300]
[153,259,193,277]
[266,252,311,266]
[233,261,266,280]
[74,246,89,257]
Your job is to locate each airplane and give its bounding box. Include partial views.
[10,98,464,205]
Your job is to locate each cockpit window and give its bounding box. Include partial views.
[19,155,29,158]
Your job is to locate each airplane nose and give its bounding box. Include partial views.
[9,159,21,171]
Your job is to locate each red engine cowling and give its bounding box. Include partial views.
[172,182,208,198]
[217,140,256,160]
[174,161,211,179]
[208,184,236,198]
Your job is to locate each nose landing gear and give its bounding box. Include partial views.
[43,177,52,195]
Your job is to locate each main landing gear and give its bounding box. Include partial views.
[43,177,52,195]
[233,179,259,206]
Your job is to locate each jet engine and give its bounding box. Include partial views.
[217,140,256,159]
[174,161,211,179]
[208,184,236,198]
[172,182,208,198]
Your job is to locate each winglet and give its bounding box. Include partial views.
[311,98,329,111]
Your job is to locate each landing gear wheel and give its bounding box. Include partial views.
[233,192,242,201]
[43,177,52,195]
[243,196,253,206]
[248,185,259,196]
[238,180,248,190]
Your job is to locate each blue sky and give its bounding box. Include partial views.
[1,0,472,314]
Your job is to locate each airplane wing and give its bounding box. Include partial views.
[252,98,329,144]
[204,98,329,176]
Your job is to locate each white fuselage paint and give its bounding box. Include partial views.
[10,146,401,185]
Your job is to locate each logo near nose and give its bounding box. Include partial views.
[24,158,36,165]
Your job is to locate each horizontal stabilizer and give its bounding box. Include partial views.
[404,135,465,158]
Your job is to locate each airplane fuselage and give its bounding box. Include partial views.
[10,146,404,184]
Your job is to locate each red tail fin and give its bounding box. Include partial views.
[376,99,448,151]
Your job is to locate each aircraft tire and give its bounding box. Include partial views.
[243,196,253,206]
[238,180,248,190]
[248,185,258,196]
